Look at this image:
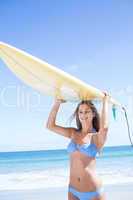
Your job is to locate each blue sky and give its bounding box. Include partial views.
[0,0,133,152]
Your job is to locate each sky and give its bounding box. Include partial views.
[0,0,133,152]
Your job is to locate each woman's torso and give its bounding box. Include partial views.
[67,129,102,192]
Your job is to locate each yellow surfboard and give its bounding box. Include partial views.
[0,42,120,106]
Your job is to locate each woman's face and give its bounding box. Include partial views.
[78,104,94,125]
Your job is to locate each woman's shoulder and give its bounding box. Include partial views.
[69,127,79,139]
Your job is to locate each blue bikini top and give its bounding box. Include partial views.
[67,128,99,158]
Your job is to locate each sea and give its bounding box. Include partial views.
[0,145,133,191]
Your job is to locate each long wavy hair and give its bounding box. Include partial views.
[71,100,100,132]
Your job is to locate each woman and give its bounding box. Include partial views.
[46,93,110,200]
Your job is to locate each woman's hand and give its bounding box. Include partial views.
[103,92,111,101]
[54,98,66,104]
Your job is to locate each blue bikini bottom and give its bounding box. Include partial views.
[69,185,104,200]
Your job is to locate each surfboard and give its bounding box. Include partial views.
[0,42,121,106]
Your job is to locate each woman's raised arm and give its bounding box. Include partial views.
[93,94,110,149]
[46,99,74,138]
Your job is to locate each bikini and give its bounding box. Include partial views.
[67,128,104,200]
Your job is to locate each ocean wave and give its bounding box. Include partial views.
[0,167,133,191]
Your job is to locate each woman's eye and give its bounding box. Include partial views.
[79,111,91,114]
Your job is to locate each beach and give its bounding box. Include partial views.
[0,146,133,199]
[1,1,133,199]
[0,183,133,200]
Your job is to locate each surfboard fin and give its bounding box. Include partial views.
[112,105,116,120]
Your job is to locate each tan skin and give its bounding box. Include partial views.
[46,95,110,200]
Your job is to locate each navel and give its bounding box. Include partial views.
[77,177,80,182]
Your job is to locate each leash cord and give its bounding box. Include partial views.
[122,107,133,147]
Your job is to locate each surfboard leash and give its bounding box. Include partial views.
[112,105,133,147]
[122,106,133,147]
